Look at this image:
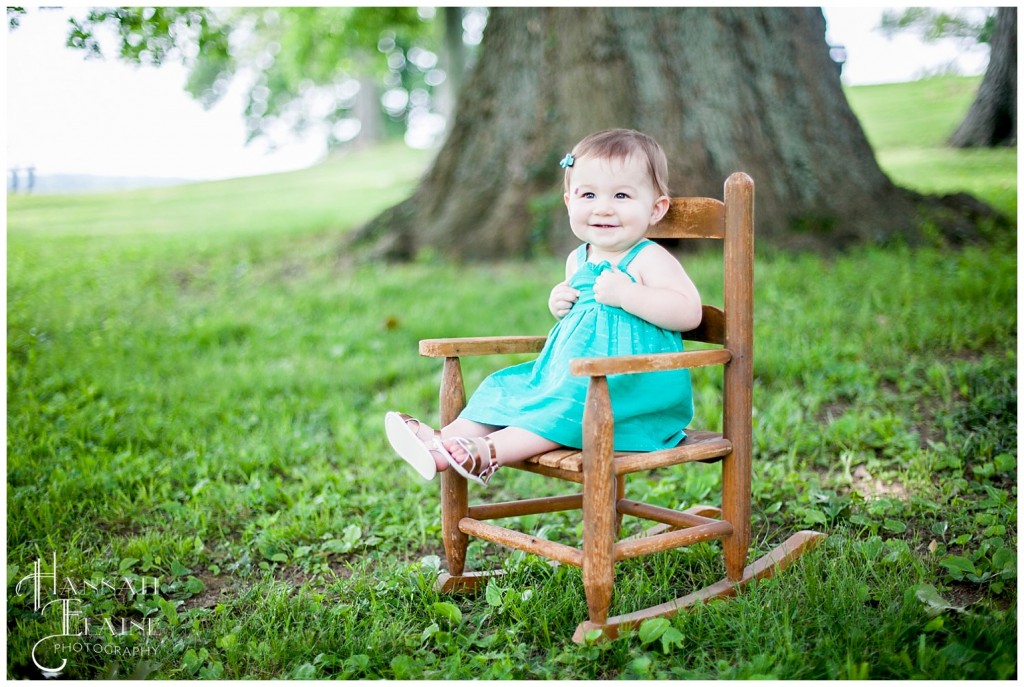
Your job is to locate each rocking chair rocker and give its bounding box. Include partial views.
[417,173,824,642]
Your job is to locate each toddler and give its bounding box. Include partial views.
[386,128,702,486]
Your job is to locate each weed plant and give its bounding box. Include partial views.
[6,78,1016,678]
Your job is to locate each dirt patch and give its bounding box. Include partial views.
[849,464,909,500]
[944,583,987,610]
[180,569,238,610]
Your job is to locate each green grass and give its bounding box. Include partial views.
[7,77,1017,679]
[845,76,1018,216]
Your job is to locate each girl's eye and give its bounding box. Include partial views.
[582,192,595,199]
[615,192,630,199]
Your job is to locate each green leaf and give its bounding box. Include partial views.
[118,557,140,573]
[292,663,316,679]
[181,648,201,674]
[914,583,962,616]
[170,560,191,577]
[991,547,1016,573]
[638,617,670,644]
[627,656,652,676]
[983,524,1006,537]
[322,539,351,553]
[803,508,828,525]
[660,626,685,653]
[420,622,439,642]
[390,654,415,679]
[217,632,238,650]
[346,654,370,671]
[883,518,907,533]
[939,555,977,580]
[859,536,884,559]
[158,597,180,627]
[431,601,462,625]
[474,633,498,649]
[342,524,362,546]
[484,580,504,607]
[994,453,1015,472]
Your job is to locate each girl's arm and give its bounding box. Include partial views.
[548,251,580,319]
[593,245,702,332]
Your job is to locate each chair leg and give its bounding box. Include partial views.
[438,468,468,575]
[721,450,751,580]
[433,354,481,591]
[581,376,617,630]
[582,494,616,627]
[434,469,507,592]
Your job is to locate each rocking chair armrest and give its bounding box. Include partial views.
[570,348,732,377]
[419,335,548,358]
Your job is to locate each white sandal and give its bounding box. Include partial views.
[444,435,500,487]
[384,412,447,480]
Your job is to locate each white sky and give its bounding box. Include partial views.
[4,6,991,181]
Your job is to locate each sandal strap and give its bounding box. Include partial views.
[479,436,499,484]
[451,436,500,484]
[399,413,441,443]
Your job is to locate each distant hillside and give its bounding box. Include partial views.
[7,173,194,196]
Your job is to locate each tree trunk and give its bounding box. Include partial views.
[354,7,1001,260]
[949,7,1017,148]
[437,7,466,120]
[352,72,383,149]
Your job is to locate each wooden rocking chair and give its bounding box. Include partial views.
[418,173,824,642]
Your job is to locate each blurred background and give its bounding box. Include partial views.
[5,6,991,194]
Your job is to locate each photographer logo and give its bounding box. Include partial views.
[15,553,161,676]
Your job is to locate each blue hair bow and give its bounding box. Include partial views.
[559,153,575,169]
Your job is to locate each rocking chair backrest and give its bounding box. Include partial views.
[646,172,756,582]
[645,173,754,350]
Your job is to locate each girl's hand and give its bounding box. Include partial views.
[593,267,636,308]
[549,281,580,319]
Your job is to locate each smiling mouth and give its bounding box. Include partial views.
[590,224,620,229]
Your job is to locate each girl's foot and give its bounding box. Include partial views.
[384,412,449,480]
[442,436,500,487]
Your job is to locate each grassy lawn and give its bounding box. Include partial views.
[845,75,1017,217]
[6,77,1016,679]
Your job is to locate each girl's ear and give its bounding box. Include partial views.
[651,196,670,224]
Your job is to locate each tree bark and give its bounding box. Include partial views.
[353,7,1002,260]
[949,7,1017,148]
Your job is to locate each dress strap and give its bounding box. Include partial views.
[574,243,590,269]
[616,239,653,273]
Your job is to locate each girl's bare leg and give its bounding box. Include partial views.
[441,425,560,469]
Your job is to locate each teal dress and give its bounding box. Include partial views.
[460,240,693,451]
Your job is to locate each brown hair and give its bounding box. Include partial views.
[563,128,670,197]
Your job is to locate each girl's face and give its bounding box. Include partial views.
[563,154,669,256]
